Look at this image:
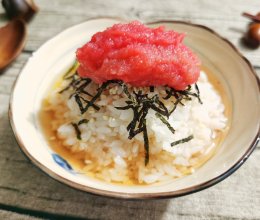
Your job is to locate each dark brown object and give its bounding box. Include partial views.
[242,12,260,49]
[0,19,27,70]
[244,23,260,48]
[2,0,38,22]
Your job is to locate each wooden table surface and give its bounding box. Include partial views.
[0,0,259,219]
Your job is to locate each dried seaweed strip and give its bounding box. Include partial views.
[78,119,89,125]
[155,112,175,134]
[59,76,77,94]
[195,83,203,104]
[126,107,139,132]
[75,78,93,97]
[143,120,149,165]
[169,98,181,115]
[59,76,83,94]
[78,95,100,111]
[138,107,149,128]
[80,81,111,114]
[74,94,85,114]
[115,105,134,110]
[118,82,135,103]
[71,122,82,140]
[171,135,194,147]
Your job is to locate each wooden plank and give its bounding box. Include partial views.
[0,209,40,220]
[0,0,259,219]
[0,52,31,95]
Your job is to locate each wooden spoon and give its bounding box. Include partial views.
[0,19,27,70]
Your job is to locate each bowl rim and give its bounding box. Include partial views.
[9,17,260,200]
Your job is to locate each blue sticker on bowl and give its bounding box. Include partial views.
[52,153,73,172]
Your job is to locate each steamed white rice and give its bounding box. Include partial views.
[43,71,227,184]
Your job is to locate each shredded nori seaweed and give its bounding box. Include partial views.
[155,112,175,134]
[59,63,202,164]
[195,83,203,104]
[143,119,149,165]
[78,119,89,125]
[71,119,89,140]
[71,122,82,140]
[171,135,194,146]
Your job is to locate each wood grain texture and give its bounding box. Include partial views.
[0,209,40,220]
[0,0,259,219]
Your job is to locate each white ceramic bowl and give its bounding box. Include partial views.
[9,18,260,199]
